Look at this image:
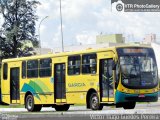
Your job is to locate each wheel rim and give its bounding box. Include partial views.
[27,97,33,110]
[91,95,98,109]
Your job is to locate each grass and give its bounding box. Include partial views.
[0,105,24,108]
[0,103,85,109]
[73,104,85,106]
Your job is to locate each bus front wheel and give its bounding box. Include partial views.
[54,105,70,111]
[123,102,136,109]
[25,95,42,112]
[90,93,103,110]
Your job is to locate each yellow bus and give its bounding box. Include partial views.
[0,45,159,112]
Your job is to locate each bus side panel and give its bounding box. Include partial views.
[32,94,54,104]
[1,95,10,104]
[2,61,22,104]
[20,93,25,104]
[20,78,54,105]
[1,63,10,104]
[20,57,54,105]
[34,78,54,104]
[66,92,87,104]
[66,51,115,105]
[66,74,99,104]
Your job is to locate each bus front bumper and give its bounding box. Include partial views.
[115,90,158,103]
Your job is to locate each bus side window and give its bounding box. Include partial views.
[39,58,52,77]
[22,61,26,79]
[3,63,8,80]
[82,54,97,74]
[68,55,80,75]
[27,60,38,78]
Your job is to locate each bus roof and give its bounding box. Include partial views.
[2,45,151,63]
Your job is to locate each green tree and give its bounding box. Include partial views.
[0,0,40,59]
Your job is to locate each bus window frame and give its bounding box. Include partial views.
[82,53,97,74]
[3,63,8,80]
[27,59,39,78]
[68,55,81,76]
[22,61,26,79]
[39,58,52,77]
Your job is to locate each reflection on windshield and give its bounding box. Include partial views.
[120,56,155,76]
[120,56,158,88]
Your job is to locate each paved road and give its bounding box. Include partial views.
[0,102,160,120]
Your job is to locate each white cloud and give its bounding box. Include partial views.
[93,6,160,42]
[37,0,59,20]
[36,0,160,49]
[76,31,97,45]
[37,2,50,17]
[42,24,66,48]
[39,25,46,33]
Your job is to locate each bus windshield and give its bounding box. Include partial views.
[117,47,158,89]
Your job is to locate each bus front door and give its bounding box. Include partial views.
[100,59,114,102]
[10,67,20,104]
[54,63,66,103]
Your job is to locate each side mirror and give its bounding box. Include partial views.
[112,61,116,70]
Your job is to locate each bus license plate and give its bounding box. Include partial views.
[138,94,145,98]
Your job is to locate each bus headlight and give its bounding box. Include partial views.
[123,79,129,84]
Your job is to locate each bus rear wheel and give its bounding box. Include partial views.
[123,102,136,109]
[54,104,70,111]
[25,95,42,112]
[90,93,103,110]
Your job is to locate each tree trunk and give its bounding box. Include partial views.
[13,35,17,58]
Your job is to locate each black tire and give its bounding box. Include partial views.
[55,104,70,111]
[25,95,42,112]
[123,102,136,109]
[89,93,103,110]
